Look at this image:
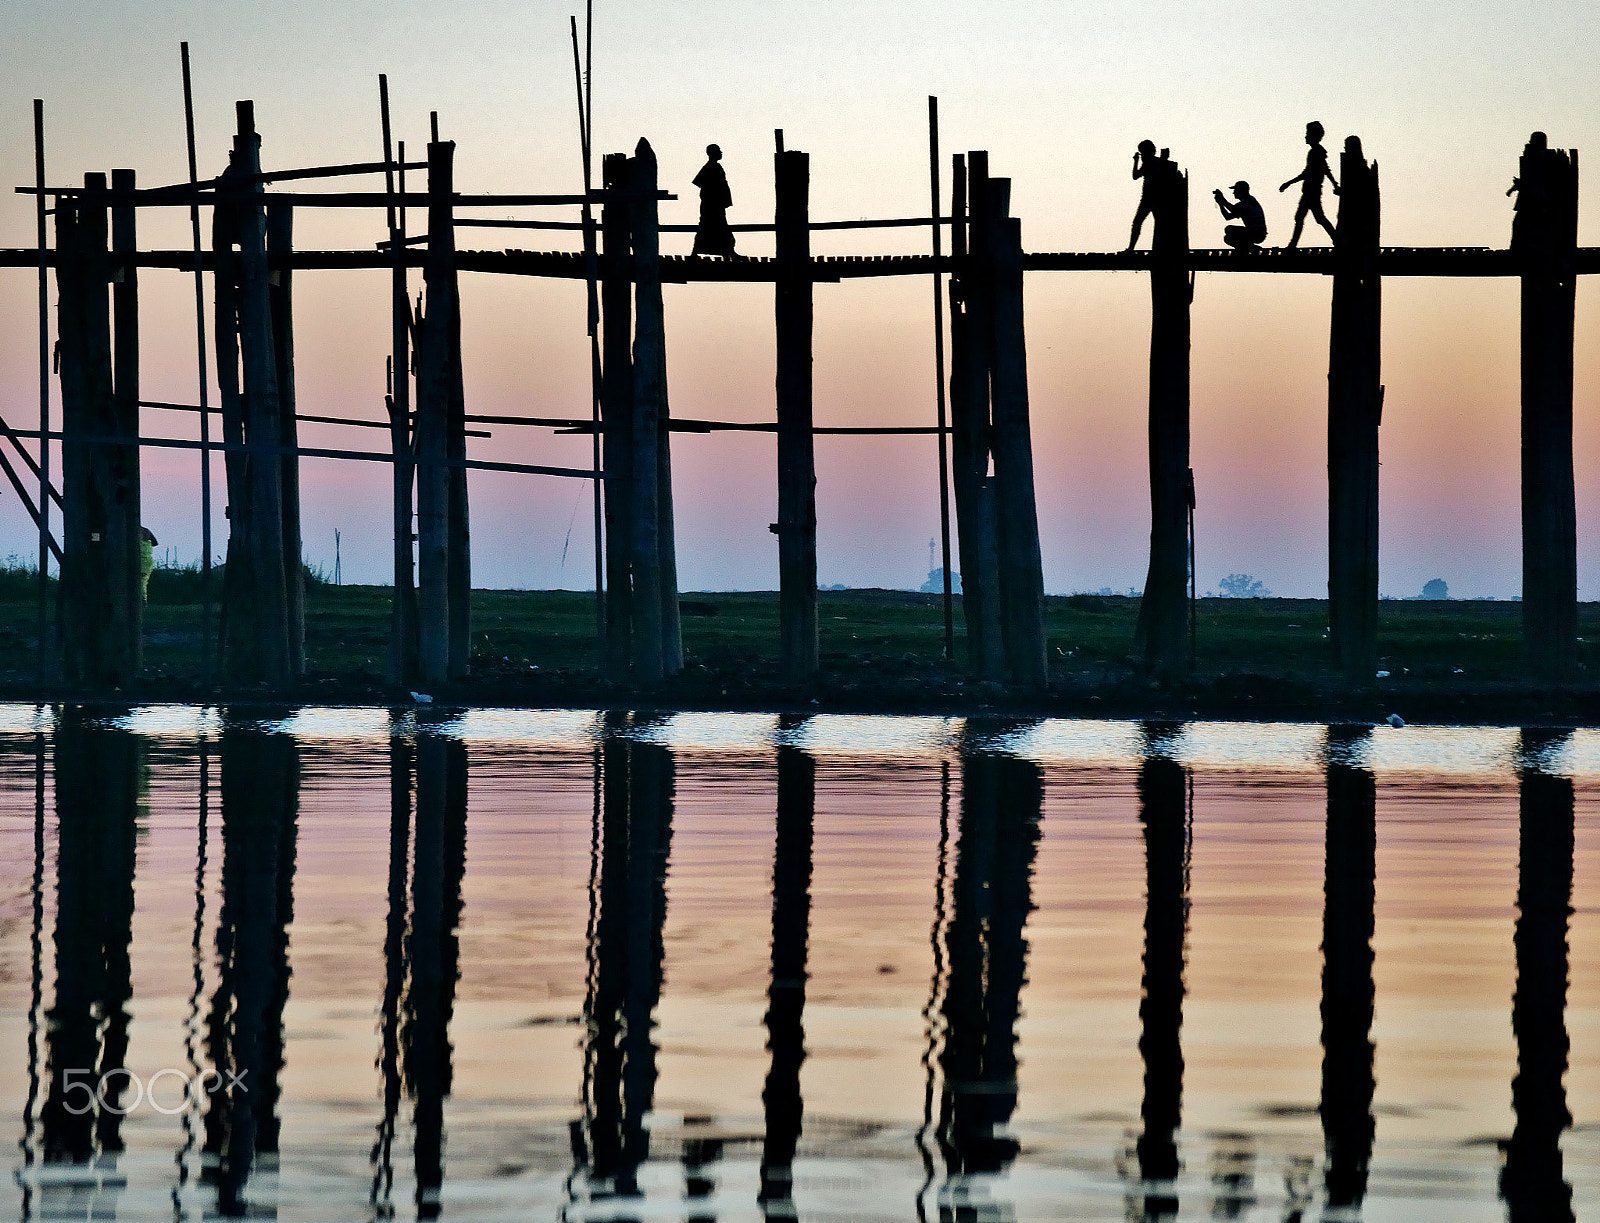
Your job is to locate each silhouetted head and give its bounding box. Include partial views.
[1138,139,1157,156]
[1529,131,1548,151]
[1306,121,1325,144]
[1344,134,1364,160]
[706,143,722,161]
[1231,180,1250,199]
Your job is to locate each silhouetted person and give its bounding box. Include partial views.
[1135,729,1190,1222]
[1280,121,1339,248]
[1128,140,1177,251]
[1500,729,1576,1222]
[1321,728,1376,1215]
[692,144,737,258]
[1213,180,1266,250]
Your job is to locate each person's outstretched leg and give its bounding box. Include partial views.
[1311,199,1338,243]
[1127,202,1152,251]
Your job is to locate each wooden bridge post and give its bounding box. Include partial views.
[266,203,304,677]
[600,151,634,679]
[627,138,679,681]
[984,179,1047,690]
[212,170,252,680]
[1328,141,1382,683]
[110,169,143,676]
[775,143,818,681]
[386,142,417,686]
[56,177,135,687]
[1517,135,1579,681]
[1137,163,1191,680]
[949,152,1004,681]
[446,248,471,682]
[231,101,292,685]
[415,137,458,686]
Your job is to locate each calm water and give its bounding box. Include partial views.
[0,706,1596,1222]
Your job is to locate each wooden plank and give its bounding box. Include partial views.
[1327,141,1382,682]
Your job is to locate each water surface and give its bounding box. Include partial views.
[0,706,1595,1221]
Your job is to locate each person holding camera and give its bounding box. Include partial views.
[1213,180,1267,250]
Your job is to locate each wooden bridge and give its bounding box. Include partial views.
[2,62,1591,695]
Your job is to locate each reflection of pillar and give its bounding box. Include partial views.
[1135,741,1189,1220]
[577,726,676,1201]
[40,719,139,1166]
[759,734,815,1207]
[936,750,1040,1177]
[205,728,299,1215]
[1500,731,1575,1222]
[1321,730,1376,1212]
[405,736,468,1219]
[373,735,413,1209]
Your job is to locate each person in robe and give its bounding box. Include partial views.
[692,144,737,258]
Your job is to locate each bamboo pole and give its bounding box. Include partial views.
[928,97,954,660]
[775,143,818,682]
[627,140,665,682]
[232,101,292,684]
[1518,135,1579,681]
[600,152,634,678]
[1328,141,1382,683]
[985,180,1047,691]
[180,44,214,688]
[571,11,606,660]
[32,100,50,685]
[415,136,457,686]
[111,168,143,676]
[267,203,304,676]
[1138,165,1191,680]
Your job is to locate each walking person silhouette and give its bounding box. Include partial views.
[1280,121,1339,248]
[1126,140,1177,251]
[692,144,737,258]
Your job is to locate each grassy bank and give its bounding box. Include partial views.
[2,579,1598,723]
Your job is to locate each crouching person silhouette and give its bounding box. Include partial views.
[1214,180,1266,249]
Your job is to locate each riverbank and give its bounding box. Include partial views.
[4,587,1599,725]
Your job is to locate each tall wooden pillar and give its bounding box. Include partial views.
[109,169,142,675]
[774,146,818,681]
[231,101,291,685]
[446,259,471,682]
[1328,141,1382,684]
[415,139,458,686]
[984,179,1047,691]
[56,176,137,687]
[387,157,417,686]
[1517,135,1579,681]
[266,203,304,677]
[948,152,1004,681]
[1138,163,1191,680]
[625,139,683,680]
[600,151,635,680]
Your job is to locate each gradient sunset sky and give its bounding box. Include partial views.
[0,0,1597,598]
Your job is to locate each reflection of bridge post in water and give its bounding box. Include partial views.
[1134,722,1189,1222]
[36,715,139,1210]
[758,720,815,1211]
[405,734,468,1219]
[1500,729,1575,1222]
[933,736,1041,1205]
[572,717,675,1205]
[1321,725,1376,1215]
[372,725,413,1210]
[204,726,299,1217]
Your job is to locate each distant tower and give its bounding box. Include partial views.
[929,538,936,575]
[333,529,342,586]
